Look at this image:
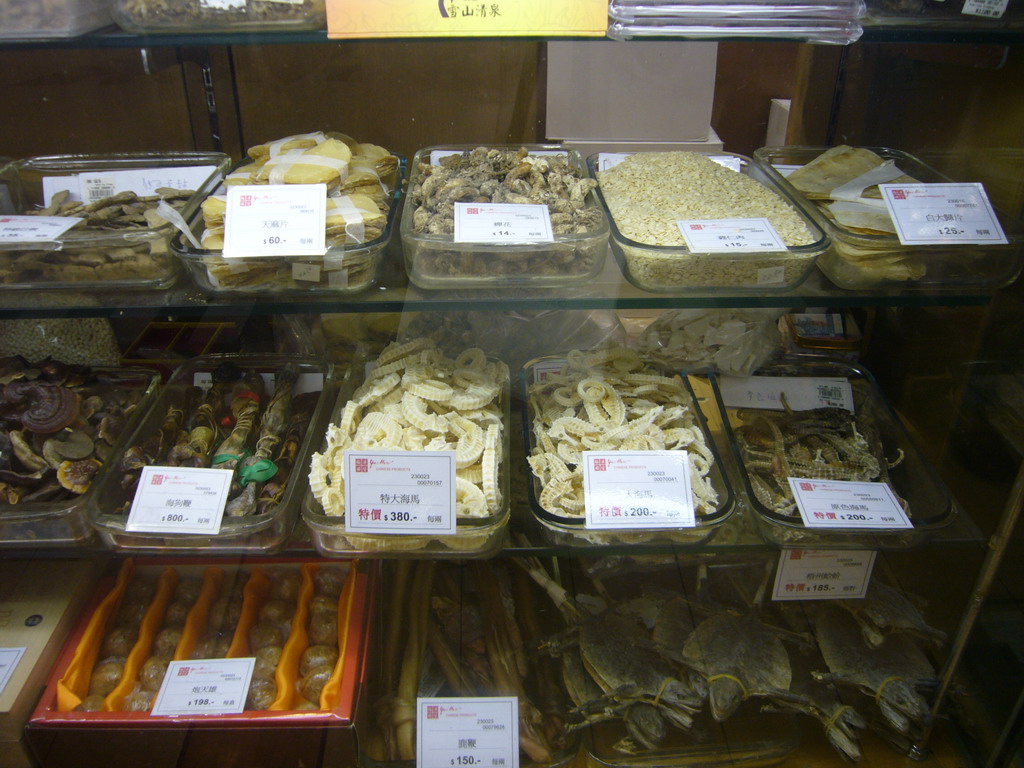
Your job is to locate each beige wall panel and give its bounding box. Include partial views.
[0,48,197,158]
[230,41,542,162]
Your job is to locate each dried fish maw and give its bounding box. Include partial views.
[248,132,325,162]
[201,226,224,250]
[225,162,261,186]
[356,143,399,175]
[202,195,227,227]
[826,200,897,234]
[787,146,886,200]
[255,141,351,187]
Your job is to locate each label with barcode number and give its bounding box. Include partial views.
[962,0,1008,17]
[719,375,854,412]
[880,183,1007,245]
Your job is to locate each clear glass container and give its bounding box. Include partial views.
[0,366,160,548]
[2,152,229,291]
[89,354,334,554]
[753,145,1024,291]
[720,356,959,548]
[522,355,735,547]
[0,0,110,39]
[589,151,829,293]
[172,156,404,296]
[302,359,511,559]
[401,144,609,289]
[109,0,326,34]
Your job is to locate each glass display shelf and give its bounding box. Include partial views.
[0,248,995,320]
[0,23,1021,50]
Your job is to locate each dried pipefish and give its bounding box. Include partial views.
[166,365,238,468]
[211,370,265,476]
[225,366,297,518]
[119,395,191,492]
[256,391,318,516]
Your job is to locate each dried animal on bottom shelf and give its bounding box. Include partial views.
[837,580,947,649]
[367,561,571,765]
[733,401,904,518]
[681,612,794,722]
[814,605,939,736]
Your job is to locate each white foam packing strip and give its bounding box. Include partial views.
[266,150,350,185]
[328,194,365,245]
[829,160,905,206]
[267,131,326,158]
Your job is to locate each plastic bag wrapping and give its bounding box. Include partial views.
[636,308,784,376]
[0,317,120,366]
[399,310,628,372]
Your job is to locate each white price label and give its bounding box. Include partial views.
[788,478,913,529]
[432,150,566,166]
[126,466,232,535]
[223,184,327,257]
[962,0,1008,17]
[879,183,1007,245]
[454,202,553,244]
[417,697,520,768]
[597,153,629,171]
[531,359,567,385]
[200,0,245,9]
[151,658,255,716]
[0,215,82,243]
[719,375,854,412]
[583,451,695,530]
[677,218,787,253]
[772,549,876,601]
[0,647,26,697]
[344,450,457,535]
[292,262,321,282]
[709,155,743,172]
[192,371,321,396]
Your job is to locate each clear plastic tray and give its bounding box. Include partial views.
[0,158,17,214]
[89,354,334,554]
[522,355,735,547]
[109,0,325,33]
[401,144,609,289]
[589,151,829,293]
[0,366,159,548]
[753,145,1024,291]
[720,356,958,548]
[0,0,110,39]
[172,156,404,296]
[302,358,511,559]
[610,0,865,19]
[607,17,863,41]
[2,152,229,292]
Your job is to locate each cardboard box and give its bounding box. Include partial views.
[556,128,725,158]
[0,559,102,768]
[26,559,374,768]
[545,41,718,142]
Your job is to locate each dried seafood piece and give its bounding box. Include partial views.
[734,401,904,518]
[114,0,326,29]
[526,347,718,520]
[308,338,507,530]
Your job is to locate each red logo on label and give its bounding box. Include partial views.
[466,207,479,214]
[799,482,813,491]
[689,223,703,230]
[355,458,369,473]
[891,189,907,200]
[593,458,607,471]
[239,194,253,207]
[152,474,165,485]
[177,666,190,676]
[426,705,439,719]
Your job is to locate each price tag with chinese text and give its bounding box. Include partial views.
[719,375,854,412]
[0,216,82,242]
[454,202,553,244]
[0,647,25,697]
[772,549,876,601]
[583,451,695,530]
[344,450,456,535]
[151,658,255,716]
[126,466,232,535]
[417,697,520,768]
[879,183,1007,245]
[788,478,912,529]
[678,218,787,253]
[223,184,326,257]
[962,0,1009,18]
[531,359,567,385]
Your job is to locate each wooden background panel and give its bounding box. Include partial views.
[0,48,199,158]
[230,40,542,161]
[711,41,802,155]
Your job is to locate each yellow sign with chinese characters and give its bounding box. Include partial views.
[327,0,608,38]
